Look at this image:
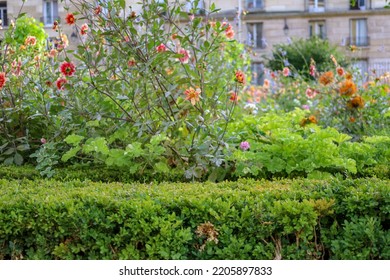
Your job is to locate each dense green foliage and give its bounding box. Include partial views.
[0,175,388,260]
[226,109,390,180]
[5,15,48,49]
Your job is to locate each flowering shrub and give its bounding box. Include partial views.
[249,53,389,139]
[1,0,250,178]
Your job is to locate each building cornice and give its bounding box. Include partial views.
[210,8,390,21]
[244,8,390,20]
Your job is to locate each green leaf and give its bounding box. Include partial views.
[14,153,24,166]
[155,162,169,174]
[83,137,109,155]
[64,135,85,146]
[17,144,30,151]
[125,142,143,158]
[61,147,81,162]
[86,120,100,127]
[3,148,15,155]
[4,157,14,165]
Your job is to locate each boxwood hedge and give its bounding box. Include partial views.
[0,175,388,260]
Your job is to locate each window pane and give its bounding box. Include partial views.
[256,23,262,48]
[247,23,254,46]
[351,19,367,46]
[53,1,58,18]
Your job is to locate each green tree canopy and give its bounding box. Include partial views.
[266,37,348,79]
[5,15,48,50]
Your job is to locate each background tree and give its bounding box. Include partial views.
[5,15,48,50]
[266,37,348,80]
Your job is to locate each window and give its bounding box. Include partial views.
[350,0,366,10]
[0,2,7,27]
[43,0,58,25]
[350,18,369,46]
[245,0,263,9]
[186,0,205,15]
[251,62,265,85]
[247,23,266,49]
[309,21,326,39]
[308,0,325,12]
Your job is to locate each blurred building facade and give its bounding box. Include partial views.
[208,0,390,84]
[1,0,389,84]
[0,0,74,45]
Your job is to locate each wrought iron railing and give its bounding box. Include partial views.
[346,36,370,47]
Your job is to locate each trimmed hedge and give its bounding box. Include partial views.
[0,164,184,183]
[0,177,389,260]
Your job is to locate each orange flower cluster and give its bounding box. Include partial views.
[339,79,357,96]
[319,71,334,86]
[244,86,267,103]
[235,70,245,84]
[347,95,365,109]
[229,91,239,103]
[300,115,318,127]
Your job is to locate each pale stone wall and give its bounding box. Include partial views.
[326,0,350,11]
[264,0,305,12]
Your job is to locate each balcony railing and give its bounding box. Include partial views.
[346,36,370,47]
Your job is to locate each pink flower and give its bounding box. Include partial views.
[184,87,201,105]
[40,138,47,144]
[178,48,190,64]
[225,24,235,39]
[60,61,76,76]
[11,59,22,76]
[305,88,317,99]
[80,23,88,35]
[48,49,58,58]
[302,104,310,110]
[56,77,67,90]
[263,79,270,88]
[25,36,37,46]
[283,67,290,77]
[156,43,167,53]
[310,65,316,77]
[239,141,250,151]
